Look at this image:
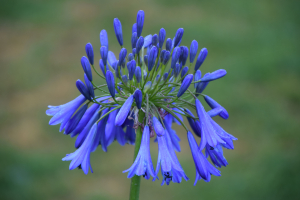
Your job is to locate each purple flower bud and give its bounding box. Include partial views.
[181,66,189,78]
[194,70,202,89]
[99,59,105,76]
[152,34,158,46]
[194,48,208,71]
[132,48,136,56]
[204,95,229,119]
[166,38,172,51]
[131,32,138,49]
[127,60,136,80]
[174,28,184,47]
[84,74,95,99]
[85,43,94,65]
[196,72,210,93]
[135,66,142,83]
[148,46,158,71]
[177,74,193,97]
[174,63,181,77]
[201,69,226,82]
[179,46,189,66]
[152,116,165,136]
[144,55,148,67]
[122,75,128,85]
[134,89,142,109]
[160,50,166,63]
[171,47,181,69]
[113,18,123,46]
[100,46,108,66]
[136,36,144,54]
[108,51,117,68]
[159,28,166,48]
[105,71,115,98]
[115,95,134,126]
[162,51,171,65]
[190,40,198,63]
[81,56,93,81]
[136,10,145,37]
[128,53,134,61]
[163,72,168,81]
[76,79,91,100]
[144,81,152,91]
[207,107,223,118]
[143,34,152,48]
[100,29,109,50]
[118,48,127,66]
[131,23,137,34]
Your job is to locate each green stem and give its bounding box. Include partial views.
[129,110,145,200]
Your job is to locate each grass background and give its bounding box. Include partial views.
[0,0,299,199]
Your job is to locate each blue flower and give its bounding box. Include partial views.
[64,103,88,135]
[62,123,97,174]
[204,95,229,119]
[123,125,155,179]
[100,46,108,66]
[100,29,109,49]
[113,18,123,46]
[85,43,94,65]
[177,74,193,98]
[136,10,145,37]
[205,144,228,168]
[194,48,208,71]
[105,70,115,98]
[81,56,93,81]
[190,40,198,63]
[115,95,134,126]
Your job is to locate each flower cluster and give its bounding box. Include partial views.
[46,10,237,185]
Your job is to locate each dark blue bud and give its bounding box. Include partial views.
[177,74,193,98]
[166,38,172,51]
[76,79,91,100]
[174,63,181,77]
[207,107,223,118]
[132,23,137,34]
[108,51,117,67]
[128,53,134,61]
[85,43,94,65]
[196,73,210,93]
[113,18,123,46]
[200,69,226,82]
[148,46,158,71]
[162,50,171,65]
[181,66,189,78]
[84,74,95,98]
[190,40,198,63]
[160,50,166,63]
[159,28,166,48]
[136,36,144,54]
[152,116,165,136]
[144,55,148,67]
[118,48,127,66]
[132,48,136,57]
[121,59,126,68]
[174,28,184,47]
[135,66,142,83]
[131,32,138,49]
[144,34,152,48]
[81,56,93,81]
[163,72,168,81]
[180,46,189,66]
[194,48,208,71]
[171,47,181,69]
[122,75,128,85]
[194,70,202,89]
[100,46,108,66]
[100,29,109,50]
[155,75,160,82]
[136,10,145,37]
[127,60,136,80]
[144,81,152,91]
[134,89,142,109]
[204,95,229,119]
[152,34,158,46]
[99,59,105,76]
[105,71,115,98]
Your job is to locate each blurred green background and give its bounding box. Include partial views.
[1,0,300,199]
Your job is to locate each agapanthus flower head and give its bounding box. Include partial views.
[46,10,237,186]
